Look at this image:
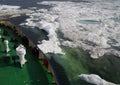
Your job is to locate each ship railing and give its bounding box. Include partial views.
[0,20,59,85]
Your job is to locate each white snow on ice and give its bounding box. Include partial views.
[21,0,120,58]
[79,74,117,85]
[21,12,63,54]
[0,5,33,19]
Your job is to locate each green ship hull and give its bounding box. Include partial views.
[0,21,58,85]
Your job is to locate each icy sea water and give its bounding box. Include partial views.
[79,20,101,24]
[7,15,48,44]
[112,18,120,22]
[48,46,120,85]
[7,11,120,85]
[1,0,120,85]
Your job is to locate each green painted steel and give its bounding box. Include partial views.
[0,27,54,85]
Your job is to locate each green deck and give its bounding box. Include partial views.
[0,26,54,85]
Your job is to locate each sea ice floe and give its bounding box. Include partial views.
[21,0,120,58]
[0,4,33,19]
[79,74,117,85]
[37,19,63,54]
[21,10,63,54]
[37,1,120,58]
[0,5,20,10]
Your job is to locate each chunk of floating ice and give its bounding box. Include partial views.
[79,74,117,85]
[0,4,33,19]
[36,15,64,54]
[0,5,20,10]
[37,39,63,54]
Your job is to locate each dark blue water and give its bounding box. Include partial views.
[0,0,52,9]
[0,0,90,8]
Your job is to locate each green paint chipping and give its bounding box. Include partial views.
[0,26,54,85]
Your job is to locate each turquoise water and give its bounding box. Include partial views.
[47,46,120,85]
[112,18,120,22]
[78,20,101,24]
[46,47,91,85]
